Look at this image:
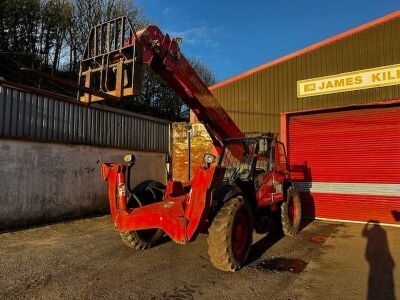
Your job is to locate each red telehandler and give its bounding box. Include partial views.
[79,16,302,272]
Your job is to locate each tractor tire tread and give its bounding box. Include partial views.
[120,229,163,250]
[207,196,253,272]
[281,186,302,236]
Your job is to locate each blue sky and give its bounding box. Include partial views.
[136,0,400,83]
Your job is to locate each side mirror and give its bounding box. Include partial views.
[203,153,216,169]
[124,154,136,165]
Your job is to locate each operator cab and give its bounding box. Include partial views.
[218,133,285,183]
[214,133,289,209]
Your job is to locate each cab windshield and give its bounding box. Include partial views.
[218,139,257,181]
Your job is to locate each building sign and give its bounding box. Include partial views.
[297,64,400,98]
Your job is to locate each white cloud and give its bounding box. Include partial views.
[168,25,221,49]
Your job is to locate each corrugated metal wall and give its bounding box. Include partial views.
[0,83,170,153]
[212,17,400,133]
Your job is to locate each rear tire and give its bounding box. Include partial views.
[281,186,302,236]
[207,196,253,272]
[121,180,165,250]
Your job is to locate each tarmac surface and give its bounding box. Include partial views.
[0,216,399,299]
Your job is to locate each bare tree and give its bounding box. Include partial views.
[0,0,217,121]
[67,0,147,77]
[39,0,72,73]
[188,57,217,87]
[0,0,41,79]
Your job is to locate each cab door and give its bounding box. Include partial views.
[254,140,287,206]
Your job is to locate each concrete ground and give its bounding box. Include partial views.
[0,216,398,300]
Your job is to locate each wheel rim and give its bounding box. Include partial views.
[288,195,299,226]
[232,213,249,259]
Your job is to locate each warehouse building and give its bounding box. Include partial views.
[173,10,400,225]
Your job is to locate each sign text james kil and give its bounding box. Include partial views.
[298,64,400,98]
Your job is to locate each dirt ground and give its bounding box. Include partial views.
[0,216,398,299]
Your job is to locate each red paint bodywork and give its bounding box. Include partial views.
[98,23,291,243]
[255,172,285,206]
[101,163,224,243]
[101,137,290,243]
[95,23,245,243]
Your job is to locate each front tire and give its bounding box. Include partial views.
[207,196,253,272]
[281,186,302,236]
[120,230,164,250]
[120,180,165,250]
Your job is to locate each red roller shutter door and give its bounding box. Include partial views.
[287,105,400,225]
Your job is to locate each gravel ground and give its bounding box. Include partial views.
[0,216,398,299]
